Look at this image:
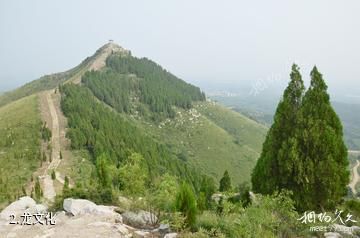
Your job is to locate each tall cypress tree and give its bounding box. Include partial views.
[252,65,349,212]
[296,66,349,211]
[252,64,305,194]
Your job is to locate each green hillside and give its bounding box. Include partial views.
[60,84,204,186]
[134,102,267,184]
[0,95,42,207]
[0,43,267,199]
[78,52,267,185]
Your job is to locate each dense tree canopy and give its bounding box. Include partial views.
[60,84,205,192]
[82,53,206,121]
[106,54,205,106]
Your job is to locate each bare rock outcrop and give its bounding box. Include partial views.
[122,210,158,229]
[0,197,177,238]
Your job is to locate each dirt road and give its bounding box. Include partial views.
[40,91,62,202]
[349,150,360,155]
[349,160,360,194]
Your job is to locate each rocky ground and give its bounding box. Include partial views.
[0,197,177,238]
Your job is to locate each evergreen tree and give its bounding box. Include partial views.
[219,170,232,192]
[119,153,147,196]
[252,65,349,212]
[295,66,349,211]
[176,182,197,228]
[197,192,207,212]
[199,176,216,209]
[96,153,112,189]
[63,176,69,191]
[150,173,179,213]
[34,177,42,200]
[251,64,305,194]
[51,170,56,180]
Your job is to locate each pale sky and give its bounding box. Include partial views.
[0,0,359,101]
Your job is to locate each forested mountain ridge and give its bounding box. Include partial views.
[0,42,266,219]
[76,47,266,183]
[82,52,205,120]
[2,43,359,238]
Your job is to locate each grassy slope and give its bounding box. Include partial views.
[130,101,267,185]
[0,64,87,108]
[0,95,41,207]
[79,68,268,185]
[197,102,267,152]
[212,96,360,151]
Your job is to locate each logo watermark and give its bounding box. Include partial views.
[249,61,300,97]
[9,212,56,225]
[297,210,357,232]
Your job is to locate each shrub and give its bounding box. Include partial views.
[176,182,198,228]
[196,211,218,231]
[194,191,308,238]
[169,212,187,232]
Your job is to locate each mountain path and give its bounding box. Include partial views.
[349,160,360,194]
[34,44,127,201]
[349,150,360,155]
[71,42,128,84]
[39,90,64,202]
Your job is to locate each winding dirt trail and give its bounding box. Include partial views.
[349,160,360,194]
[39,90,63,202]
[45,91,61,171]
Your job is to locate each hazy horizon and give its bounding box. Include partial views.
[1,0,359,102]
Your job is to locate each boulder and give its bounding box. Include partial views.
[151,223,170,237]
[133,230,150,238]
[114,224,132,237]
[332,224,357,236]
[122,210,158,229]
[211,193,227,204]
[351,225,360,233]
[25,204,48,215]
[164,233,178,238]
[0,196,36,220]
[63,198,97,216]
[63,198,122,222]
[324,232,342,238]
[158,223,170,235]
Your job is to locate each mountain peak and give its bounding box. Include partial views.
[97,41,130,56]
[69,42,130,84]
